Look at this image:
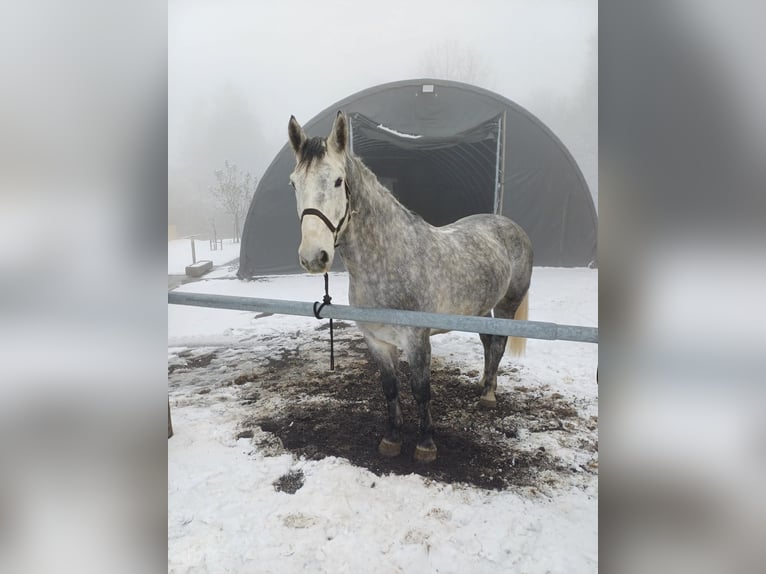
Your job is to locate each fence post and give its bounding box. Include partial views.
[168,399,173,439]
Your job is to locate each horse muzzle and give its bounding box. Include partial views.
[299,216,337,273]
[298,244,333,273]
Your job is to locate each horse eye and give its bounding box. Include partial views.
[334,177,343,188]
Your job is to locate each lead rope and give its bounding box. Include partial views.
[312,272,334,370]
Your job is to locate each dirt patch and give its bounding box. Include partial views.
[273,469,305,494]
[314,320,353,331]
[237,332,597,492]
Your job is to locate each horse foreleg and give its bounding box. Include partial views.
[407,333,436,463]
[478,333,508,409]
[365,336,403,457]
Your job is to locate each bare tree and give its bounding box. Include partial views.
[420,39,492,87]
[210,160,255,243]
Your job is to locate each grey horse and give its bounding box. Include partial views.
[288,111,533,462]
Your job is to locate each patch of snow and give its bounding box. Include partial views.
[168,238,241,275]
[376,123,422,139]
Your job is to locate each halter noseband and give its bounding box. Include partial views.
[300,181,351,248]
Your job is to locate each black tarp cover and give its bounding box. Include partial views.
[239,79,596,277]
[351,113,501,226]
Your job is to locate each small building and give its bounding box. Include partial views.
[239,79,597,277]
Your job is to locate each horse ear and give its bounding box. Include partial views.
[288,115,306,155]
[328,110,348,154]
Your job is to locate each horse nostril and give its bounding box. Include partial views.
[319,250,329,265]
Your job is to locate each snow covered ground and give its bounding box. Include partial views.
[168,238,242,275]
[168,262,598,573]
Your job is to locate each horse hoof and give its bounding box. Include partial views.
[414,444,437,463]
[479,397,497,409]
[378,438,402,457]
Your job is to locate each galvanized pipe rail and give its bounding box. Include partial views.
[168,291,598,344]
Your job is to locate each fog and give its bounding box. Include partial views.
[3,2,766,572]
[168,0,597,235]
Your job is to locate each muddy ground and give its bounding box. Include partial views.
[169,321,598,492]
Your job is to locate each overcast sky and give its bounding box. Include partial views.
[169,0,597,189]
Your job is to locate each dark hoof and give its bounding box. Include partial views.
[478,396,497,409]
[378,437,402,457]
[414,444,437,463]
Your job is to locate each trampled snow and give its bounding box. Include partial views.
[168,262,598,573]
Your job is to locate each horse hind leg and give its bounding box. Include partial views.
[478,332,507,409]
[365,335,403,457]
[478,291,529,408]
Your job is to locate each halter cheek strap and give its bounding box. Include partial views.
[300,181,351,248]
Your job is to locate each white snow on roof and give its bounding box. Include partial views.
[376,123,422,139]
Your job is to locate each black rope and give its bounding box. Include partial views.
[312,272,334,370]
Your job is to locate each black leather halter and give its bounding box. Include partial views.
[300,181,351,247]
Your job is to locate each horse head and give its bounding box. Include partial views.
[288,111,350,274]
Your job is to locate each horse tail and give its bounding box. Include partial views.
[508,292,529,357]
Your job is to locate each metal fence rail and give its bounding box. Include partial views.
[168,291,598,344]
